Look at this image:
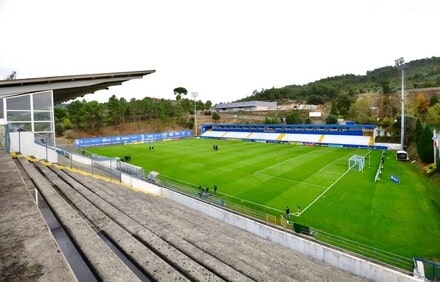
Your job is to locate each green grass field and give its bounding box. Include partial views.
[87,138,440,262]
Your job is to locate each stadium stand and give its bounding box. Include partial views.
[59,165,363,281]
[281,133,322,143]
[321,135,373,146]
[201,123,386,149]
[16,157,141,281]
[201,130,227,138]
[222,131,252,139]
[248,132,281,141]
[6,155,365,281]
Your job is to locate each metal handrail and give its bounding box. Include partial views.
[62,148,414,272]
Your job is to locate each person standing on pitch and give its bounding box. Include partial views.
[286,206,290,223]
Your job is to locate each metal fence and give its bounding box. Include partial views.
[59,148,415,273]
[415,257,440,281]
[311,228,413,271]
[158,173,414,271]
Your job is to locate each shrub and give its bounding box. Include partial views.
[423,163,437,175]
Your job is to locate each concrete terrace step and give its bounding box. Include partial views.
[59,165,366,282]
[57,167,252,281]
[63,169,291,280]
[36,162,189,281]
[16,157,140,282]
[0,154,76,282]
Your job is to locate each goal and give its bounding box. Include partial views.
[348,155,365,172]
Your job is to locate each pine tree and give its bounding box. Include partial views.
[418,125,434,163]
[415,119,424,155]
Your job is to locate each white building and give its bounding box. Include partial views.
[214,101,277,112]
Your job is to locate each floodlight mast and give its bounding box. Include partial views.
[191,92,199,136]
[395,57,405,150]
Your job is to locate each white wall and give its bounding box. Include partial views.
[121,173,161,196]
[9,131,58,162]
[70,153,92,166]
[375,143,401,150]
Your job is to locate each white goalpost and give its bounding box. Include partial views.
[348,155,365,172]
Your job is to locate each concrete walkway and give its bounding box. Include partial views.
[0,153,76,281]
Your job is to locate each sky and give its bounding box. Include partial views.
[1,0,439,104]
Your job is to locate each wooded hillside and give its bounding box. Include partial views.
[239,56,440,104]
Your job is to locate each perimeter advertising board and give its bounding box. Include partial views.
[74,130,192,148]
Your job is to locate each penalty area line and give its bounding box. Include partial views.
[295,168,351,217]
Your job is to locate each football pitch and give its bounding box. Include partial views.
[86,138,440,262]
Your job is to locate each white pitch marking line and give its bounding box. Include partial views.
[161,174,284,213]
[254,171,327,189]
[295,168,351,217]
[254,148,322,174]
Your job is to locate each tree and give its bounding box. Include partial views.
[286,110,304,124]
[156,99,173,124]
[107,95,127,126]
[173,98,185,122]
[379,94,393,118]
[379,116,394,128]
[129,98,145,128]
[173,87,188,101]
[330,102,338,116]
[349,94,373,123]
[196,100,204,112]
[426,103,440,127]
[54,106,67,121]
[264,117,278,124]
[413,93,429,121]
[325,115,338,124]
[81,101,105,131]
[430,95,439,106]
[141,97,155,121]
[66,100,85,130]
[306,95,324,105]
[54,107,67,134]
[380,80,392,94]
[393,115,417,145]
[212,112,220,122]
[205,100,213,110]
[336,94,351,116]
[415,119,424,156]
[179,98,193,115]
[186,117,194,129]
[417,125,434,163]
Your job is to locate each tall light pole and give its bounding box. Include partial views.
[395,57,405,150]
[191,92,199,136]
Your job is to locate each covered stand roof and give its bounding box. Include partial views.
[0,70,155,104]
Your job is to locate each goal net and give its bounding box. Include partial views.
[348,155,365,172]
